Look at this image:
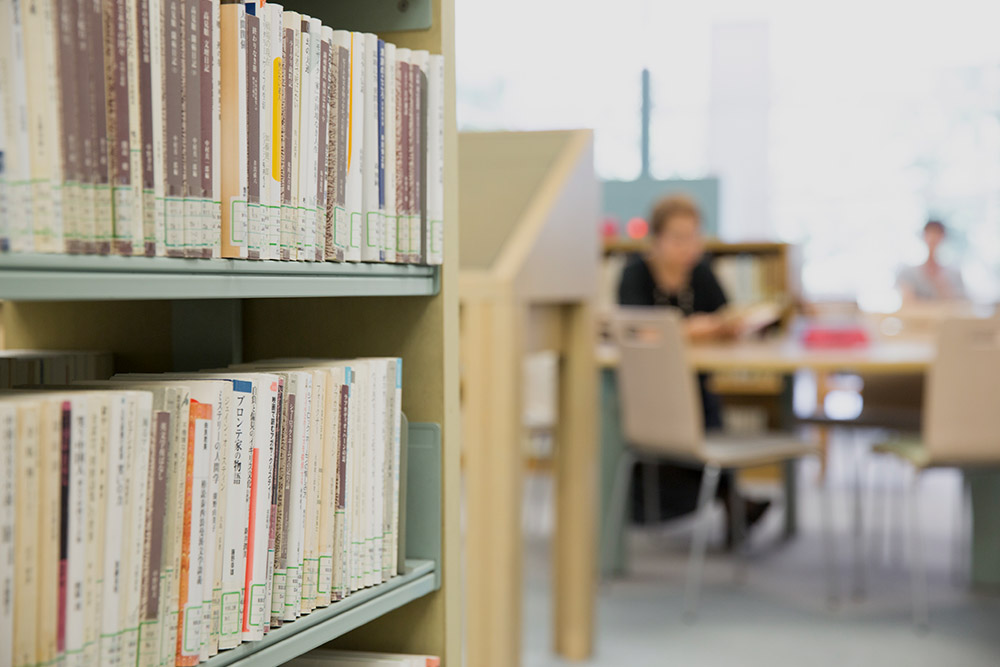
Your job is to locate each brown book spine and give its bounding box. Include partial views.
[315,37,330,262]
[138,0,156,256]
[106,0,134,255]
[279,23,295,261]
[183,0,201,258]
[90,0,112,255]
[246,11,261,260]
[199,0,214,258]
[396,59,408,264]
[57,0,82,254]
[163,0,185,257]
[137,410,170,665]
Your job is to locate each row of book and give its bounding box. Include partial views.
[0,1,445,264]
[712,254,785,305]
[0,349,115,388]
[0,357,404,667]
[290,650,439,666]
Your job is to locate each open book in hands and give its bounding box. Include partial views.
[718,300,787,339]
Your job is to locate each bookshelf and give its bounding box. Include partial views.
[0,1,460,665]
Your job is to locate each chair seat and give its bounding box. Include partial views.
[701,433,818,468]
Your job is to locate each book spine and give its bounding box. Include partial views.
[36,401,62,664]
[98,397,126,666]
[121,394,151,667]
[90,0,112,256]
[408,53,420,264]
[264,3,283,261]
[307,17,323,262]
[0,406,12,667]
[63,398,89,667]
[269,381,293,627]
[158,390,188,667]
[218,381,251,649]
[209,0,222,258]
[427,54,444,265]
[326,33,350,262]
[315,29,331,263]
[6,0,34,253]
[283,374,309,620]
[161,0,185,256]
[266,377,285,628]
[242,380,275,641]
[106,0,135,256]
[278,12,297,261]
[389,359,402,577]
[332,378,349,600]
[182,0,201,258]
[294,17,313,262]
[24,0,60,252]
[344,32,363,262]
[200,0,217,259]
[175,401,210,666]
[219,1,248,258]
[136,410,169,667]
[208,386,230,657]
[53,0,81,255]
[361,34,382,263]
[384,43,397,264]
[137,0,156,255]
[412,51,428,265]
[148,0,168,256]
[317,371,337,606]
[245,7,261,260]
[302,371,322,613]
[395,50,410,264]
[125,0,144,255]
[82,397,106,667]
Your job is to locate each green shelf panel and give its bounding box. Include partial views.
[203,559,436,667]
[0,254,439,300]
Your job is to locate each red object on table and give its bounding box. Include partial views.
[801,324,870,348]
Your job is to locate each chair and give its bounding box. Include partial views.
[872,317,1000,630]
[603,308,835,619]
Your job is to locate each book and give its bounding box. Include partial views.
[340,31,364,262]
[245,1,263,260]
[262,2,283,261]
[12,398,39,667]
[384,43,397,264]
[4,0,34,253]
[425,55,445,265]
[104,0,139,256]
[395,49,412,263]
[361,34,383,262]
[220,0,248,258]
[290,649,440,667]
[279,10,299,261]
[326,30,351,262]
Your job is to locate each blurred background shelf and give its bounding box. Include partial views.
[0,254,439,300]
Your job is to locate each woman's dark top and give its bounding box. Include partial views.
[617,254,727,314]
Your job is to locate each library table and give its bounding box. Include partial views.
[597,336,1000,588]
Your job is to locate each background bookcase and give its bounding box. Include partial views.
[0,0,460,664]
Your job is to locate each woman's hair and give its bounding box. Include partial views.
[651,194,701,237]
[924,219,946,235]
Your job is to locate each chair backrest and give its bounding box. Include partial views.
[924,317,1000,465]
[611,308,704,459]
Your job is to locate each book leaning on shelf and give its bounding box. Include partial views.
[1,0,445,266]
[0,355,404,667]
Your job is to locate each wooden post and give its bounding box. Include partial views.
[462,288,524,667]
[553,302,597,660]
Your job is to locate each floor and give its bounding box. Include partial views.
[520,447,1000,667]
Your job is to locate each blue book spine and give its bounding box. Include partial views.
[377,39,385,211]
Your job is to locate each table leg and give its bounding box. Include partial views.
[599,368,628,576]
[968,471,1000,587]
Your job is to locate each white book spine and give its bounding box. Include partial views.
[295,17,314,261]
[254,4,270,262]
[0,405,14,667]
[394,48,411,264]
[149,0,167,255]
[347,366,361,592]
[209,384,231,657]
[211,0,222,257]
[219,382,252,649]
[317,369,338,606]
[409,49,429,265]
[242,378,275,640]
[384,43,397,264]
[303,370,323,612]
[99,396,127,667]
[178,399,211,665]
[307,17,323,262]
[6,0,32,252]
[124,0,143,254]
[391,359,402,576]
[264,4,283,261]
[121,393,152,667]
[427,54,445,265]
[372,363,388,585]
[361,34,382,262]
[64,398,89,667]
[344,32,364,262]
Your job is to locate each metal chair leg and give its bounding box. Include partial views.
[729,473,748,583]
[820,458,839,607]
[601,450,636,577]
[852,435,867,600]
[684,464,721,622]
[908,469,929,632]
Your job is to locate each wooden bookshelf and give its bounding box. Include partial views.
[0,1,460,665]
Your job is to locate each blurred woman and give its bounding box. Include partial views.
[617,194,768,544]
[897,220,966,302]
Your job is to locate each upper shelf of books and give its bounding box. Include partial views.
[0,253,439,300]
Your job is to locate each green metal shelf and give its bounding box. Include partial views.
[0,254,439,300]
[205,559,436,667]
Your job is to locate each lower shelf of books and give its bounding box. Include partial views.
[205,559,436,667]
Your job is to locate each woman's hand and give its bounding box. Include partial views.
[684,313,737,342]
